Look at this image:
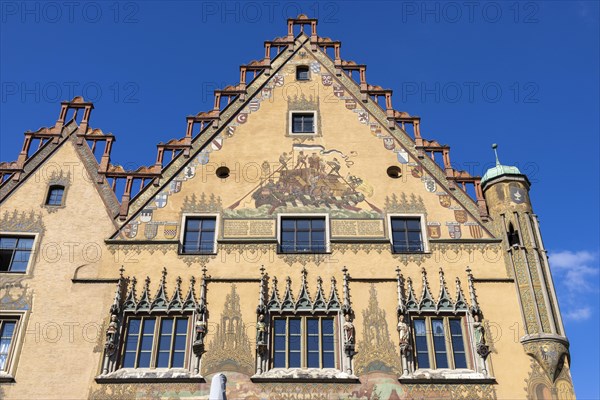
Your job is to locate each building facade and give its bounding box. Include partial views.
[0,15,575,400]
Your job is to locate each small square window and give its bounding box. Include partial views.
[182,217,216,254]
[280,217,326,253]
[0,236,34,273]
[296,66,310,81]
[291,113,315,134]
[46,185,65,206]
[391,217,423,253]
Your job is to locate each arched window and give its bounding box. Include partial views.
[507,222,521,247]
[296,66,310,81]
[46,185,65,206]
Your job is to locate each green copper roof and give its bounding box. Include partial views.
[481,144,522,186]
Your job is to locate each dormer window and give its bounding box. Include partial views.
[296,66,310,81]
[46,185,65,206]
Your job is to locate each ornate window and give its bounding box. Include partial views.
[181,216,217,254]
[296,66,310,81]
[98,268,207,382]
[412,317,468,369]
[279,217,327,253]
[396,267,492,380]
[254,268,357,381]
[0,236,34,273]
[45,185,65,206]
[272,316,335,369]
[390,217,424,253]
[121,315,189,368]
[291,112,315,134]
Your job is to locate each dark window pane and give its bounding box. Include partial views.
[122,352,136,368]
[273,352,285,368]
[176,318,188,335]
[274,320,286,335]
[160,318,173,334]
[281,220,295,230]
[186,219,200,230]
[174,335,187,351]
[156,352,170,368]
[407,219,421,230]
[138,352,151,368]
[158,335,171,350]
[417,353,430,368]
[289,336,301,351]
[307,352,319,368]
[311,219,325,230]
[307,319,319,334]
[172,352,185,368]
[17,239,33,250]
[143,319,156,334]
[322,352,335,368]
[297,220,310,230]
[0,238,17,249]
[322,337,334,352]
[140,335,154,351]
[288,351,301,368]
[274,335,286,350]
[322,319,334,334]
[454,352,467,368]
[289,319,301,335]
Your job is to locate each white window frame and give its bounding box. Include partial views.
[288,111,317,135]
[0,310,27,382]
[386,213,429,253]
[295,65,311,81]
[0,233,39,274]
[179,213,220,255]
[277,213,330,254]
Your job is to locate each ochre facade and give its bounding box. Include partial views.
[0,15,575,400]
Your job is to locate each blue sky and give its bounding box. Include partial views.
[1,1,598,397]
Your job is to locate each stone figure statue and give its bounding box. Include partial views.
[473,313,486,346]
[256,314,266,345]
[343,314,355,344]
[397,313,410,344]
[105,314,118,343]
[195,318,207,344]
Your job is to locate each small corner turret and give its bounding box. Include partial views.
[481,144,570,386]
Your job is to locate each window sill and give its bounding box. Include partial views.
[398,369,496,384]
[95,368,204,384]
[251,368,359,383]
[0,372,16,383]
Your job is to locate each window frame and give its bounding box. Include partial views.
[45,185,66,206]
[295,65,310,81]
[179,213,219,255]
[277,214,330,254]
[387,213,429,253]
[118,313,191,370]
[270,314,338,370]
[411,315,471,370]
[0,233,38,274]
[289,111,317,135]
[0,311,26,382]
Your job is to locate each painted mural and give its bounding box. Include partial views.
[224,143,381,219]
